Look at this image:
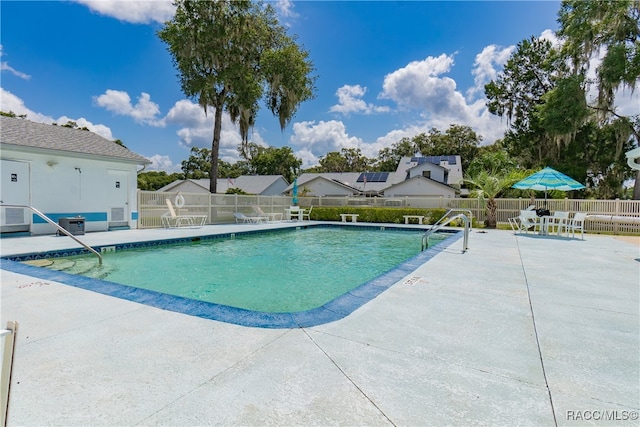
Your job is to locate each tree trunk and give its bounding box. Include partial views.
[485,198,498,228]
[209,104,224,194]
[633,170,640,200]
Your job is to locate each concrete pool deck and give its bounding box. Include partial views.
[1,223,638,426]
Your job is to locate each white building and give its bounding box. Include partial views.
[1,116,150,235]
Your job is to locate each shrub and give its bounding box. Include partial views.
[311,207,450,225]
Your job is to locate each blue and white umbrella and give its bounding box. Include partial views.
[512,167,585,203]
[292,178,298,206]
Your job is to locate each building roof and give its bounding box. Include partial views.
[289,172,406,195]
[158,175,287,195]
[0,116,150,164]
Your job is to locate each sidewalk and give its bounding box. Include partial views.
[1,227,638,426]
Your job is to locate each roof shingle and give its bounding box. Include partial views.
[0,116,150,164]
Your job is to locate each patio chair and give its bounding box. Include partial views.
[508,210,539,234]
[301,206,312,221]
[548,211,570,235]
[234,212,267,224]
[162,199,207,228]
[251,205,282,222]
[566,212,587,239]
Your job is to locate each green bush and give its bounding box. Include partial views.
[311,207,449,225]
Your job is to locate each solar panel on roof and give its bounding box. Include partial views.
[357,172,389,182]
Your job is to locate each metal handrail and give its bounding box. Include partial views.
[1,204,102,265]
[422,209,472,252]
[1,321,18,427]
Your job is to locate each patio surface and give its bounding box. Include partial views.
[1,223,638,426]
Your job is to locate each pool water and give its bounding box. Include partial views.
[39,227,436,312]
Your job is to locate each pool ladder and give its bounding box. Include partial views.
[0,204,102,265]
[421,209,472,253]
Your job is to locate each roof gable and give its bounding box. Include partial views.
[0,116,149,164]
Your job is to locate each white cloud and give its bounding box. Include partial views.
[467,44,514,100]
[289,120,368,167]
[539,29,561,47]
[379,54,464,113]
[146,154,181,173]
[0,45,31,80]
[329,84,390,115]
[273,0,297,19]
[74,0,175,24]
[0,88,115,140]
[94,90,162,126]
[163,98,267,163]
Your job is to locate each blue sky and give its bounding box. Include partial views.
[1,1,584,173]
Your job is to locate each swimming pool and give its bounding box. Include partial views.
[2,224,459,328]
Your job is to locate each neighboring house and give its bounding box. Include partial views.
[158,175,289,196]
[0,116,150,235]
[397,155,464,187]
[284,174,365,197]
[282,155,463,198]
[383,175,457,198]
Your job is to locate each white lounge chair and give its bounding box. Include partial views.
[234,212,267,224]
[162,199,207,228]
[251,205,282,222]
[566,212,587,239]
[508,210,539,234]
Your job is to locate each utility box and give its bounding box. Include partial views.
[58,217,85,236]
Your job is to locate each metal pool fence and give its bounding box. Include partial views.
[138,191,640,235]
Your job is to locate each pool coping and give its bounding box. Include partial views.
[0,224,461,328]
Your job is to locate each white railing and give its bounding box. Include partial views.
[137,191,640,235]
[1,321,18,427]
[1,204,102,265]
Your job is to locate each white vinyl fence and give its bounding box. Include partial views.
[138,190,640,235]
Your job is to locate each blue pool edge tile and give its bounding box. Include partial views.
[1,226,461,329]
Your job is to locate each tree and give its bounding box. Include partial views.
[374,125,482,172]
[181,146,250,179]
[374,138,418,171]
[158,0,316,193]
[464,170,517,228]
[418,125,482,171]
[137,171,184,191]
[316,148,372,173]
[557,0,640,198]
[240,143,302,183]
[466,147,517,177]
[485,36,568,167]
[181,147,211,179]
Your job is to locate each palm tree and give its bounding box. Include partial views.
[464,170,517,228]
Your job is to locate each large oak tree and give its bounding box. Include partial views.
[158,0,315,193]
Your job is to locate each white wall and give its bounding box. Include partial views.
[303,179,354,197]
[408,163,445,182]
[1,147,140,235]
[385,178,456,198]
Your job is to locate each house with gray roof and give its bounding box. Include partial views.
[157,175,288,195]
[282,155,463,198]
[1,116,150,235]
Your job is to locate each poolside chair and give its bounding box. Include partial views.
[508,210,539,234]
[548,211,570,235]
[566,212,587,239]
[234,212,267,224]
[162,199,207,228]
[301,206,312,221]
[251,205,282,222]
